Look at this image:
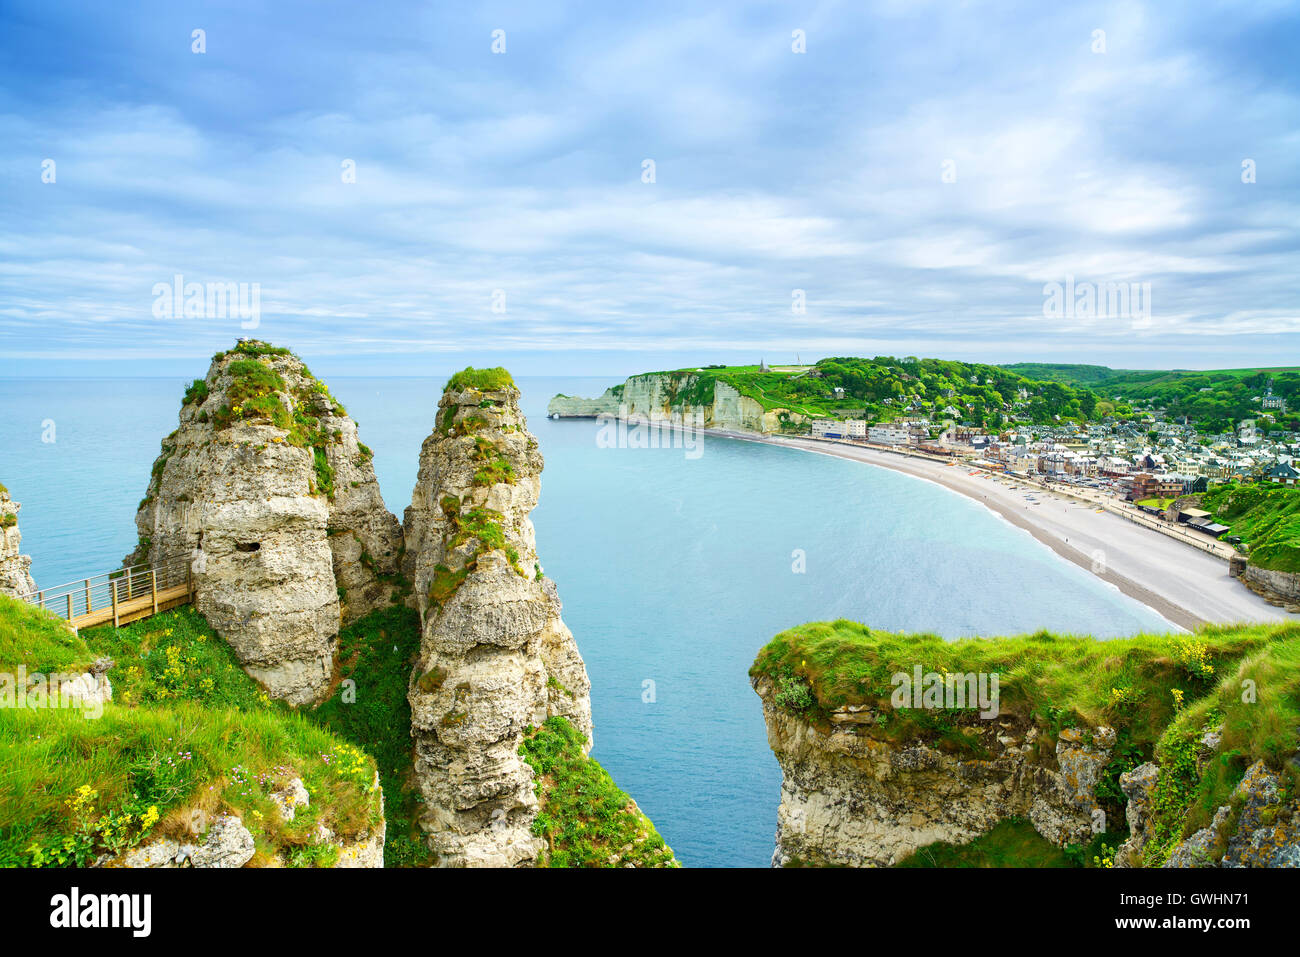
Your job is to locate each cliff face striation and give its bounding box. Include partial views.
[128,341,402,705]
[0,484,37,598]
[548,372,804,433]
[402,368,596,866]
[753,620,1300,868]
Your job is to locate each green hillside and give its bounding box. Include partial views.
[653,356,1095,429]
[1201,482,1300,572]
[1003,363,1300,433]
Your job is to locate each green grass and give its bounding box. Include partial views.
[520,716,677,868]
[312,447,336,498]
[82,605,273,712]
[312,606,434,867]
[445,367,515,393]
[895,819,1076,868]
[1202,482,1300,572]
[449,504,523,575]
[182,378,209,407]
[426,563,470,608]
[0,596,380,868]
[0,600,94,674]
[220,359,289,425]
[470,436,516,487]
[212,340,292,362]
[751,620,1280,753]
[1,702,380,868]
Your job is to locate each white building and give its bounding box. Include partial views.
[812,419,866,439]
[869,423,910,445]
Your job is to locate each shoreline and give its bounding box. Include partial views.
[774,438,1196,631]
[699,428,1295,631]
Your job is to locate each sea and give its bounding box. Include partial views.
[0,375,1172,867]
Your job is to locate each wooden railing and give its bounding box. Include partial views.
[18,555,196,631]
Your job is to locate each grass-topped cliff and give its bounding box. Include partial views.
[554,356,1097,431]
[200,339,349,498]
[753,619,1300,867]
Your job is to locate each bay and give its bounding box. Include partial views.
[0,375,1171,866]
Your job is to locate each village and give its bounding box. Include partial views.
[806,377,1299,544]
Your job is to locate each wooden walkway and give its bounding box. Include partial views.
[18,555,195,631]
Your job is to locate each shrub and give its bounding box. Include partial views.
[183,378,209,407]
[312,448,336,498]
[445,367,515,393]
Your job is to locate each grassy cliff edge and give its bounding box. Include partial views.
[752,620,1300,866]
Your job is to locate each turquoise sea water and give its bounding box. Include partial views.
[0,376,1171,866]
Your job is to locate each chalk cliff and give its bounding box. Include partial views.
[548,372,804,433]
[403,368,595,866]
[753,621,1300,868]
[0,484,37,598]
[754,673,1112,866]
[1240,564,1300,610]
[128,341,402,705]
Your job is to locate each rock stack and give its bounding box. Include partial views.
[0,483,37,598]
[128,341,402,705]
[403,368,592,866]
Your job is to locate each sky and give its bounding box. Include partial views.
[0,0,1297,378]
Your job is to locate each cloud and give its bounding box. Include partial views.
[0,0,1297,371]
